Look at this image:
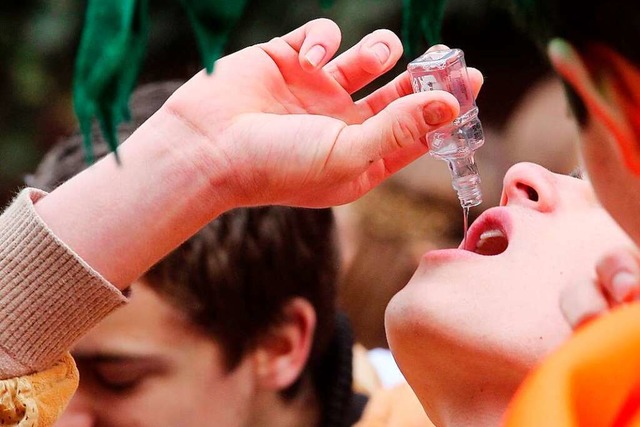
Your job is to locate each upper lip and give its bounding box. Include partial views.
[460,207,512,253]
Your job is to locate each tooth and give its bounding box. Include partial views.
[479,229,504,240]
[477,229,505,248]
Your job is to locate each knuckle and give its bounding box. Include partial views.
[387,109,418,149]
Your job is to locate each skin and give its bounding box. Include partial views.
[56,282,318,427]
[385,162,636,426]
[56,282,259,427]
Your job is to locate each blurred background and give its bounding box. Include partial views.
[0,0,580,349]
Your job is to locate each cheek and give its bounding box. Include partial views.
[116,369,255,426]
[188,355,258,426]
[121,381,207,425]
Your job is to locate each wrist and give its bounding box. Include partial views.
[34,106,238,287]
[145,105,238,217]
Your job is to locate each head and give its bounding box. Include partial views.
[508,1,640,245]
[385,162,636,426]
[55,206,338,427]
[29,82,342,427]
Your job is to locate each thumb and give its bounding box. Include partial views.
[597,247,640,304]
[336,90,459,168]
[559,282,609,330]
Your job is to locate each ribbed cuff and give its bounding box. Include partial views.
[0,189,127,378]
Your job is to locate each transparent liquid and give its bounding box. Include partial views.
[428,110,484,159]
[462,206,470,250]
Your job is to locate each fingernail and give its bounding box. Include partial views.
[305,45,326,68]
[370,42,390,64]
[423,101,451,125]
[427,44,449,53]
[611,271,639,302]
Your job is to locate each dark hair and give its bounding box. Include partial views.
[146,205,338,377]
[27,82,345,412]
[506,0,640,125]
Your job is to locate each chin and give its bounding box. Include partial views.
[387,287,531,427]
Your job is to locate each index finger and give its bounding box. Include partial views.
[262,18,343,71]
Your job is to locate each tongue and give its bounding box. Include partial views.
[474,230,508,256]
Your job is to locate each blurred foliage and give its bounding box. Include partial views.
[0,0,548,205]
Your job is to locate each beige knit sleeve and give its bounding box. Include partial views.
[0,189,127,379]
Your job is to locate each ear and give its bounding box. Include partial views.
[252,298,316,391]
[547,38,640,174]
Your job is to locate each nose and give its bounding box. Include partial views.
[500,162,558,212]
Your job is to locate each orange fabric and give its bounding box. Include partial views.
[0,353,78,426]
[504,304,640,427]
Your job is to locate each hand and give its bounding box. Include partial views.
[33,19,483,287]
[561,247,640,328]
[164,18,483,208]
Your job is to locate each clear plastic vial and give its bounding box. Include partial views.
[408,48,484,208]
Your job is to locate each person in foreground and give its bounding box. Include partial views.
[0,19,477,426]
[385,161,636,426]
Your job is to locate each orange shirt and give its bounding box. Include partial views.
[504,304,640,426]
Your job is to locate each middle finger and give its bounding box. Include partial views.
[324,29,403,95]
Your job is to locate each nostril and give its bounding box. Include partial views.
[516,183,539,202]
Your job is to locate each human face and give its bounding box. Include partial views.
[56,281,258,427]
[385,162,635,421]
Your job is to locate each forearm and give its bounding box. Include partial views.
[0,104,233,378]
[34,106,234,289]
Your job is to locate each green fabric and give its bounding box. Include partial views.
[508,0,556,48]
[74,0,250,161]
[181,0,249,74]
[319,0,335,8]
[73,0,149,163]
[402,0,448,57]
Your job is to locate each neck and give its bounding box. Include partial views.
[431,381,517,427]
[251,378,320,427]
[413,349,525,427]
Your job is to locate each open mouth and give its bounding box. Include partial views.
[463,208,510,256]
